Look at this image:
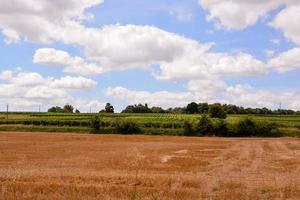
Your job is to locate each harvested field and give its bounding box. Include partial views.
[0,132,299,200]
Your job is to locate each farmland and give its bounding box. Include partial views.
[0,132,299,199]
[0,112,300,136]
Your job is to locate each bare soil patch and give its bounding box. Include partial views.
[0,132,299,199]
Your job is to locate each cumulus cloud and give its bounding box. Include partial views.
[0,1,269,80]
[106,86,200,108]
[50,76,97,90]
[31,25,267,79]
[34,48,104,76]
[0,0,103,43]
[268,48,300,72]
[198,0,300,33]
[223,84,300,110]
[270,5,300,46]
[0,69,101,111]
[198,0,282,30]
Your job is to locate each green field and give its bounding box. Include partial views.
[0,112,300,136]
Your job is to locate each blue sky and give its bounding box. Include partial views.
[0,0,300,112]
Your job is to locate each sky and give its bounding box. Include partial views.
[0,0,300,112]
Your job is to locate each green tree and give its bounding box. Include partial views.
[63,104,74,113]
[196,115,213,136]
[151,107,166,113]
[186,102,198,114]
[198,103,209,114]
[105,103,114,113]
[208,103,227,119]
[48,106,63,113]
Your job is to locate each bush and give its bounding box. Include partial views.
[114,120,141,134]
[255,122,282,137]
[213,119,229,137]
[183,121,195,136]
[196,115,213,136]
[235,118,256,137]
[90,116,102,133]
[234,118,282,137]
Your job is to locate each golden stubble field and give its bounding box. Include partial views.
[0,132,299,200]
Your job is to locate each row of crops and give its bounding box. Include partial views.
[0,113,300,132]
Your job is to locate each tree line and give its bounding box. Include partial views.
[48,102,300,115]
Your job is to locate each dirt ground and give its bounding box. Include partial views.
[0,132,299,200]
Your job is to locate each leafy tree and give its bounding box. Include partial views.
[198,103,209,114]
[122,105,135,113]
[186,102,198,114]
[209,103,227,119]
[122,104,152,113]
[75,109,80,113]
[151,107,166,113]
[48,106,64,113]
[196,115,213,135]
[105,103,114,113]
[63,104,74,113]
[167,107,186,114]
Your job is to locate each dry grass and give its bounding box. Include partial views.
[0,132,299,200]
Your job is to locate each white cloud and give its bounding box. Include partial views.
[0,0,103,43]
[264,49,275,58]
[0,70,13,80]
[0,1,269,80]
[270,5,300,46]
[169,5,193,22]
[271,38,281,45]
[198,0,283,30]
[50,76,97,90]
[186,79,227,94]
[34,48,104,76]
[223,84,300,110]
[106,86,200,108]
[198,0,300,31]
[31,25,267,79]
[0,69,101,111]
[268,48,300,72]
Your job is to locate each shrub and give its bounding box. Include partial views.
[196,115,213,136]
[255,122,282,137]
[183,121,195,136]
[90,116,102,133]
[235,118,256,137]
[114,120,141,134]
[213,119,228,137]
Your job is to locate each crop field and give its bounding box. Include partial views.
[0,132,299,200]
[0,112,300,136]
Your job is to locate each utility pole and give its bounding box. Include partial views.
[39,105,41,113]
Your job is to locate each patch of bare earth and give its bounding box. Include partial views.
[0,132,299,199]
